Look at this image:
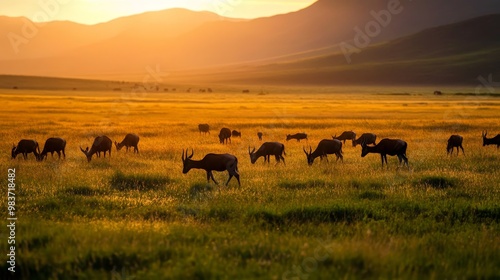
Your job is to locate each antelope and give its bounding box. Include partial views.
[219,128,232,144]
[352,133,377,147]
[286,133,307,142]
[80,136,112,162]
[198,124,210,135]
[12,139,40,160]
[482,131,500,148]
[232,130,242,138]
[447,135,464,156]
[182,149,240,186]
[249,142,286,165]
[332,131,356,145]
[303,139,343,166]
[257,132,263,141]
[38,137,66,161]
[115,133,140,153]
[361,138,409,168]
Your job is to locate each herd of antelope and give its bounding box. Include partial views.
[10,127,500,186]
[11,134,140,162]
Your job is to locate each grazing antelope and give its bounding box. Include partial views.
[182,149,240,186]
[482,131,500,148]
[249,142,286,165]
[361,138,409,168]
[286,133,307,142]
[232,130,242,138]
[257,132,263,141]
[333,131,356,145]
[447,135,464,156]
[115,133,140,153]
[219,128,232,144]
[303,139,343,166]
[80,136,112,162]
[38,137,66,161]
[352,133,377,147]
[198,124,210,135]
[12,139,40,160]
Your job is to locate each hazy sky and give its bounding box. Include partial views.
[0,0,316,24]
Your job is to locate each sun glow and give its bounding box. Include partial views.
[0,0,316,24]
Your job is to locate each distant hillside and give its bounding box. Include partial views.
[1,0,500,77]
[188,15,500,86]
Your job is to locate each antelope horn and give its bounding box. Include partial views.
[309,146,312,154]
[189,149,194,159]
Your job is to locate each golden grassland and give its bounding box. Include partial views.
[0,87,499,279]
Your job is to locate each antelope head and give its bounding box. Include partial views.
[80,146,92,162]
[360,141,369,157]
[303,146,314,166]
[11,144,17,159]
[182,148,194,173]
[114,141,123,151]
[248,147,257,163]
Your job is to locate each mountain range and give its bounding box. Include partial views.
[1,0,500,85]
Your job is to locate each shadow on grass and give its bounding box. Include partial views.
[358,191,386,200]
[351,180,384,190]
[62,185,106,196]
[250,205,377,226]
[414,176,457,189]
[110,171,174,191]
[279,179,329,190]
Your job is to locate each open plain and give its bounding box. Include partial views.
[1,86,499,279]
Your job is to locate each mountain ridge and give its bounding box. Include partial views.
[1,0,500,79]
[169,14,500,86]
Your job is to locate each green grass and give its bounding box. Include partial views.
[0,88,499,279]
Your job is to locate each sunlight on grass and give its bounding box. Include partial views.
[0,89,499,278]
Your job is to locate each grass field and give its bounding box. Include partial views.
[0,87,499,279]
